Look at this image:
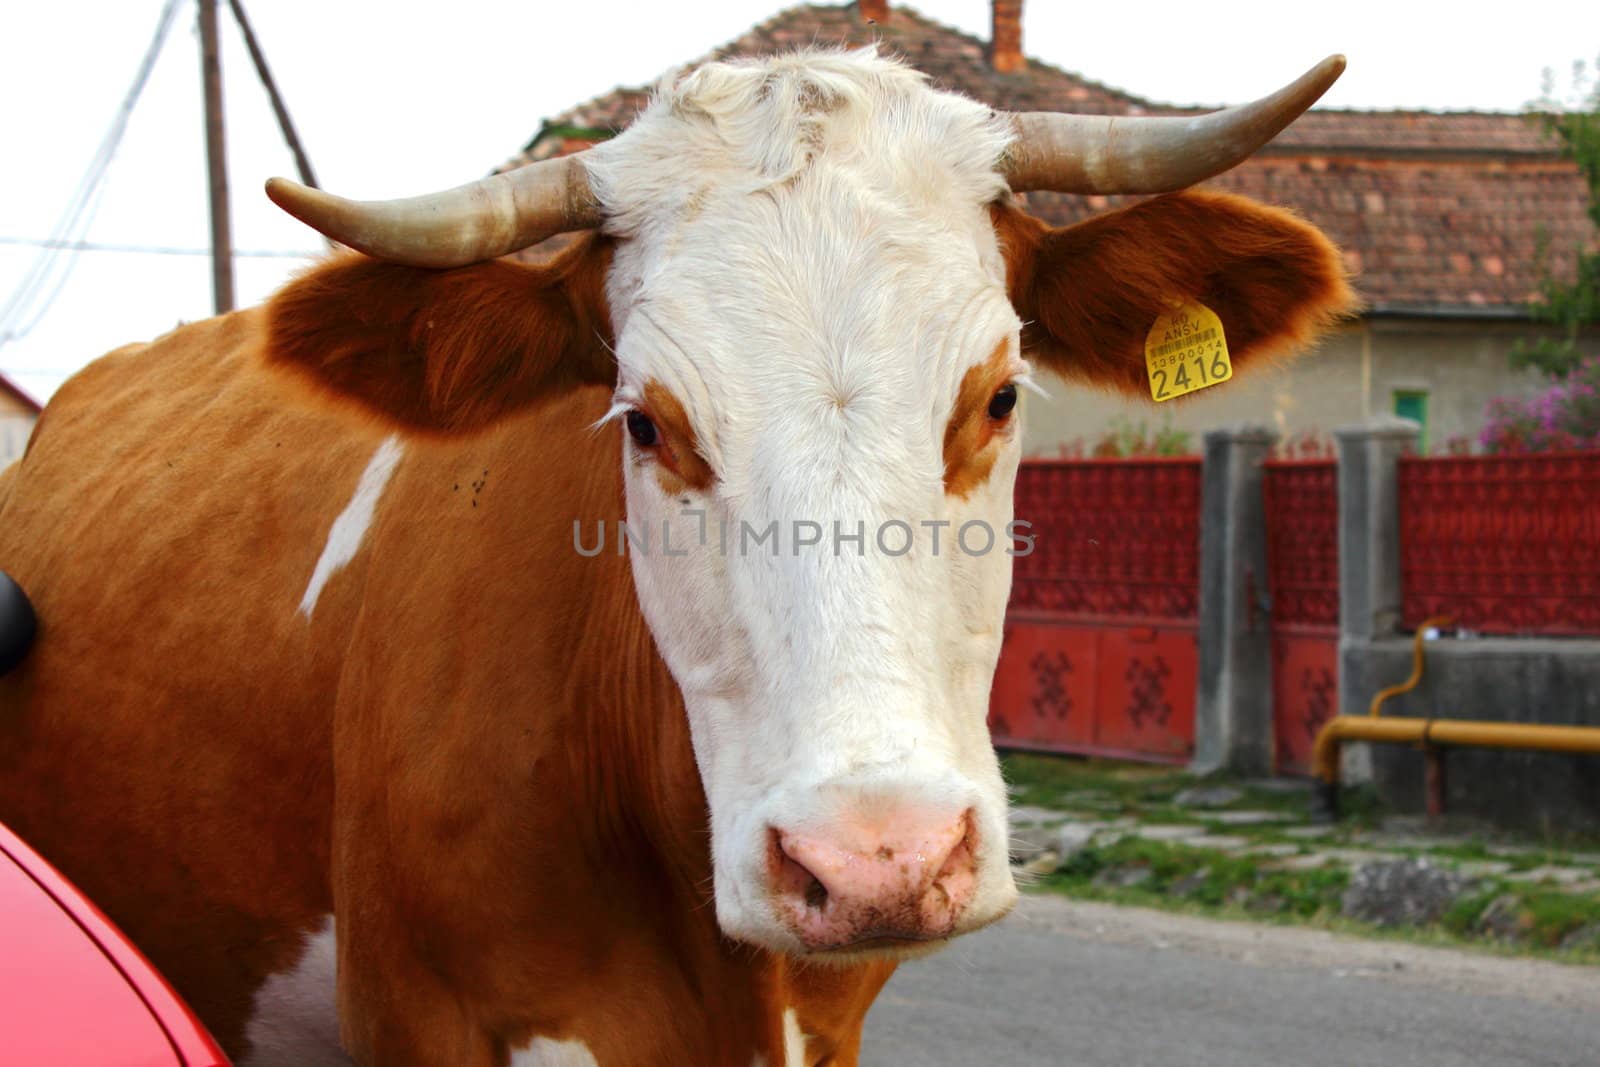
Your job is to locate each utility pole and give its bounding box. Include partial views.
[198,0,234,313]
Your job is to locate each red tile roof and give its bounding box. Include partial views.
[501,2,1592,317]
[0,373,40,415]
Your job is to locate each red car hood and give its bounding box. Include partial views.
[0,820,229,1066]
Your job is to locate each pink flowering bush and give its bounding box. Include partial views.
[1480,355,1600,453]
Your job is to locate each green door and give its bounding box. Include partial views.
[1393,391,1428,451]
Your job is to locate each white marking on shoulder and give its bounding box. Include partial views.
[299,435,405,618]
[783,1007,808,1067]
[511,1036,601,1066]
[238,915,348,1066]
[750,1008,807,1067]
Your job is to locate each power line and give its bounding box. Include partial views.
[0,0,188,349]
[227,0,318,191]
[0,236,318,258]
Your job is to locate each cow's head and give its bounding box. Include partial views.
[264,48,1354,957]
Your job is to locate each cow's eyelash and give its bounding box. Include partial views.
[1014,372,1050,401]
[590,400,634,434]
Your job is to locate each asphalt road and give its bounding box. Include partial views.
[862,895,1600,1066]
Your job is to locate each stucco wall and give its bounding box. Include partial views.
[1020,316,1553,457]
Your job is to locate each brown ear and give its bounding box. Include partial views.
[263,232,614,434]
[993,191,1358,396]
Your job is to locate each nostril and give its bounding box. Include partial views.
[772,829,833,912]
[935,811,977,881]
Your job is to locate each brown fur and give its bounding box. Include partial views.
[992,190,1359,395]
[265,233,615,435]
[0,312,365,1052]
[942,340,1016,499]
[641,380,716,493]
[0,185,1354,1066]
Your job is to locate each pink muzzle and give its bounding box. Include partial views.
[770,806,978,951]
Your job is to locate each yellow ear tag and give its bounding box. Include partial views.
[1144,301,1231,402]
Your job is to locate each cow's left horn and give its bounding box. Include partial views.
[265,153,600,268]
[1001,54,1345,195]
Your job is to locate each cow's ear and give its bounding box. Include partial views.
[263,232,614,435]
[993,191,1357,396]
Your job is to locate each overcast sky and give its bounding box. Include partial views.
[1,1,1595,404]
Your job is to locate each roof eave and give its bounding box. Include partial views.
[1252,144,1566,163]
[1363,302,1531,321]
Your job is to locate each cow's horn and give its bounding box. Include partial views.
[265,153,600,269]
[1001,54,1345,195]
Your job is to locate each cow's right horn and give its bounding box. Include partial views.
[265,153,601,269]
[1000,55,1345,195]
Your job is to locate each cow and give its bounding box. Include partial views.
[0,47,1355,1067]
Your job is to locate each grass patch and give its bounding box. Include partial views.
[1329,784,1385,829]
[1521,889,1600,947]
[1031,836,1600,964]
[1433,884,1600,949]
[1420,839,1496,864]
[1006,750,1600,963]
[1003,752,1600,856]
[1039,836,1349,920]
[1002,753,1192,813]
[1441,887,1503,936]
[1003,752,1322,825]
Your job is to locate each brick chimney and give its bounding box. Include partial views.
[858,0,889,23]
[991,0,1024,73]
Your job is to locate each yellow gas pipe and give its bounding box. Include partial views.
[1310,616,1600,821]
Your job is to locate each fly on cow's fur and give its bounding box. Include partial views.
[0,43,1354,1067]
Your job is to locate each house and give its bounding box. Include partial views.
[0,374,39,468]
[500,1,1593,454]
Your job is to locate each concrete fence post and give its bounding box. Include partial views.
[1192,424,1277,776]
[1332,415,1420,782]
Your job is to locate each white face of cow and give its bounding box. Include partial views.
[583,50,1024,954]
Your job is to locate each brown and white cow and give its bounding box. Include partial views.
[0,48,1354,1066]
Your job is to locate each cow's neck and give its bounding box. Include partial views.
[534,456,776,1055]
[560,538,705,894]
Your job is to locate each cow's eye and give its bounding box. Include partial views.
[625,410,658,448]
[988,383,1018,420]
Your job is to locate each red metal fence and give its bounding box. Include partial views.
[1263,460,1340,775]
[1399,451,1600,636]
[990,458,1202,763]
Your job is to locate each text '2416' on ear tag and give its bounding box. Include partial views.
[1144,301,1231,402]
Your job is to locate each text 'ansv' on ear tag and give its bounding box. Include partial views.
[1144,301,1231,402]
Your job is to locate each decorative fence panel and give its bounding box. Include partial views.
[1263,460,1340,775]
[990,458,1202,763]
[1398,452,1600,636]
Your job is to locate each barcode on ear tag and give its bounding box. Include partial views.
[1144,301,1231,402]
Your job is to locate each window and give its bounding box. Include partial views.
[1393,390,1428,451]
